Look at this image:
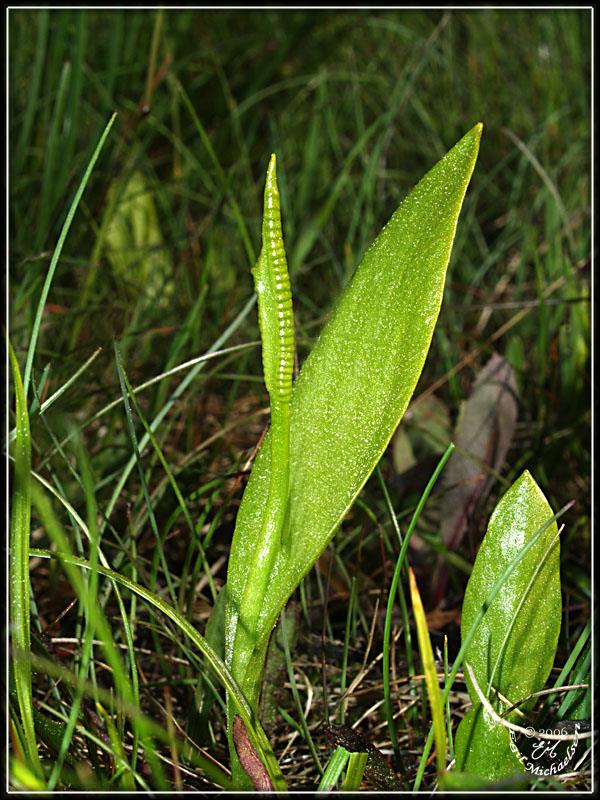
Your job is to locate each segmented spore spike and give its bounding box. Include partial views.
[260,154,294,404]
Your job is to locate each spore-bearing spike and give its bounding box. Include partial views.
[260,154,294,404]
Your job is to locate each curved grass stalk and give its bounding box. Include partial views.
[29,548,287,792]
[23,112,117,398]
[30,651,231,789]
[9,343,44,781]
[30,480,160,789]
[101,294,257,538]
[36,340,259,472]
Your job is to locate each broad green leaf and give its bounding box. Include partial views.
[440,760,528,791]
[224,123,482,711]
[454,470,561,780]
[461,470,561,706]
[454,705,524,779]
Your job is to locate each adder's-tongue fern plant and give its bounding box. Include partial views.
[219,124,483,787]
[233,155,295,674]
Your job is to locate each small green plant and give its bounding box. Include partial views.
[452,470,563,783]
[219,124,482,787]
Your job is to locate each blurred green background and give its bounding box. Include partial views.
[9,6,590,530]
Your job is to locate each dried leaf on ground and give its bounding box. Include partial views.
[440,353,518,552]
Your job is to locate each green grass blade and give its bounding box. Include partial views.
[46,433,139,790]
[177,82,256,266]
[142,10,164,111]
[55,13,87,198]
[29,478,163,789]
[9,758,46,792]
[382,442,454,771]
[38,347,103,416]
[96,702,138,790]
[317,746,350,792]
[13,10,49,175]
[23,111,117,399]
[37,340,259,472]
[114,347,216,603]
[100,294,256,538]
[9,347,102,443]
[113,342,179,606]
[45,435,102,790]
[536,619,591,726]
[36,59,71,249]
[341,751,368,791]
[30,651,231,789]
[8,343,43,780]
[377,464,415,725]
[444,635,454,762]
[557,643,591,720]
[408,567,446,775]
[280,608,322,774]
[339,575,357,725]
[290,113,387,272]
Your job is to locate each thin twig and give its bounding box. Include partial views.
[464,663,592,742]
[502,684,589,717]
